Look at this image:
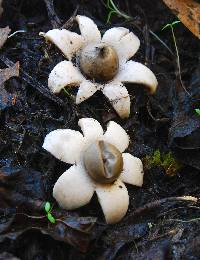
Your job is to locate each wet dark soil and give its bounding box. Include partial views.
[0,0,200,259]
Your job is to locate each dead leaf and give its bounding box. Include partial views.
[0,62,19,85]
[0,27,11,49]
[162,0,200,39]
[0,166,97,253]
[0,62,19,110]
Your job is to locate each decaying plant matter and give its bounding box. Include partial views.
[0,0,200,259]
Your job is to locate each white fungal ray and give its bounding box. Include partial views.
[102,27,129,44]
[78,118,103,141]
[95,179,129,224]
[48,61,84,93]
[76,15,101,44]
[43,29,84,60]
[102,27,140,63]
[53,163,95,210]
[76,80,98,104]
[43,118,144,224]
[116,32,140,63]
[115,61,158,94]
[102,82,130,118]
[103,121,129,152]
[43,129,85,164]
[120,153,144,187]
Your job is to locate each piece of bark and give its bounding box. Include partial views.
[0,26,11,49]
[162,0,200,39]
[0,62,19,110]
[0,62,19,85]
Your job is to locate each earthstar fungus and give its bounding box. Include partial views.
[40,15,158,118]
[43,118,144,224]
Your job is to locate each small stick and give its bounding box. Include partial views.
[125,196,198,221]
[44,0,61,28]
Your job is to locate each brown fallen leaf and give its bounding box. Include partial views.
[0,62,19,85]
[162,0,200,39]
[0,62,19,110]
[0,26,11,49]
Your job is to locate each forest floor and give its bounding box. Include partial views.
[0,0,200,259]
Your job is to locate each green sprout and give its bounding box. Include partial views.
[162,21,181,31]
[44,201,51,212]
[162,21,190,95]
[106,0,131,23]
[44,201,56,224]
[144,149,182,176]
[195,108,200,116]
[104,1,175,57]
[148,222,153,229]
[162,21,181,69]
[62,87,75,101]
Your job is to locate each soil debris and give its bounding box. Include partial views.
[0,61,19,110]
[0,0,200,259]
[0,26,10,49]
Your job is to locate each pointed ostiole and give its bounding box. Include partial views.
[79,43,119,82]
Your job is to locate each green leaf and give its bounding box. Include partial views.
[195,108,200,116]
[47,213,56,224]
[171,20,180,27]
[44,202,51,213]
[148,222,153,229]
[162,20,180,31]
[106,0,112,9]
[106,10,117,23]
[151,150,162,165]
[162,23,171,31]
[110,0,118,11]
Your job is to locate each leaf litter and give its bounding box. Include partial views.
[0,0,200,259]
